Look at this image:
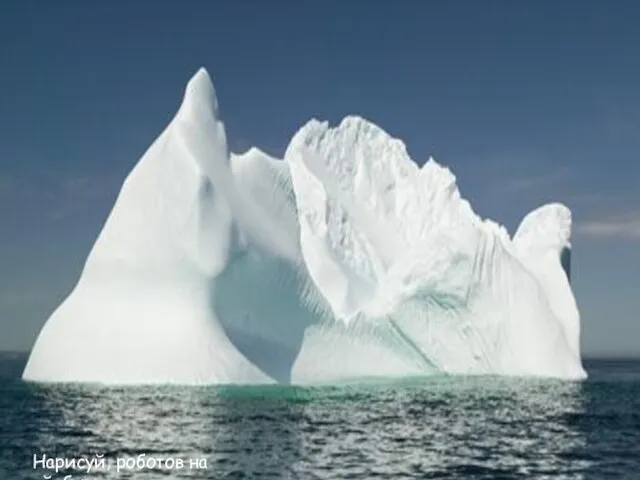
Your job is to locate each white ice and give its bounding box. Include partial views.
[23,68,586,384]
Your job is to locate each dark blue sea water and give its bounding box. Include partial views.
[1,354,639,479]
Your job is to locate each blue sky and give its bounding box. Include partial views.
[0,1,638,355]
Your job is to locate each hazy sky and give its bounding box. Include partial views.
[1,2,639,355]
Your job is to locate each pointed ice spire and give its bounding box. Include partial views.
[177,67,220,122]
[171,67,230,172]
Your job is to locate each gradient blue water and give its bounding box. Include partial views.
[1,354,639,479]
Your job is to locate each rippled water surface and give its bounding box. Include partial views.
[1,355,639,479]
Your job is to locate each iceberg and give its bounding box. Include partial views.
[23,68,586,384]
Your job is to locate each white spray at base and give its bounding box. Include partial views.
[22,69,586,384]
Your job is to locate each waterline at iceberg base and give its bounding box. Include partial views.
[22,68,586,385]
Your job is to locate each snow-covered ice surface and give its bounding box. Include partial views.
[23,68,586,384]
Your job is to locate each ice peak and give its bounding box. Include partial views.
[289,116,403,149]
[421,156,443,172]
[513,202,572,252]
[418,155,457,193]
[239,146,265,157]
[177,67,219,120]
[186,67,214,96]
[337,115,388,137]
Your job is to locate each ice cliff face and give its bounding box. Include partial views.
[286,118,584,379]
[22,68,586,384]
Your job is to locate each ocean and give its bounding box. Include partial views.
[1,354,639,479]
